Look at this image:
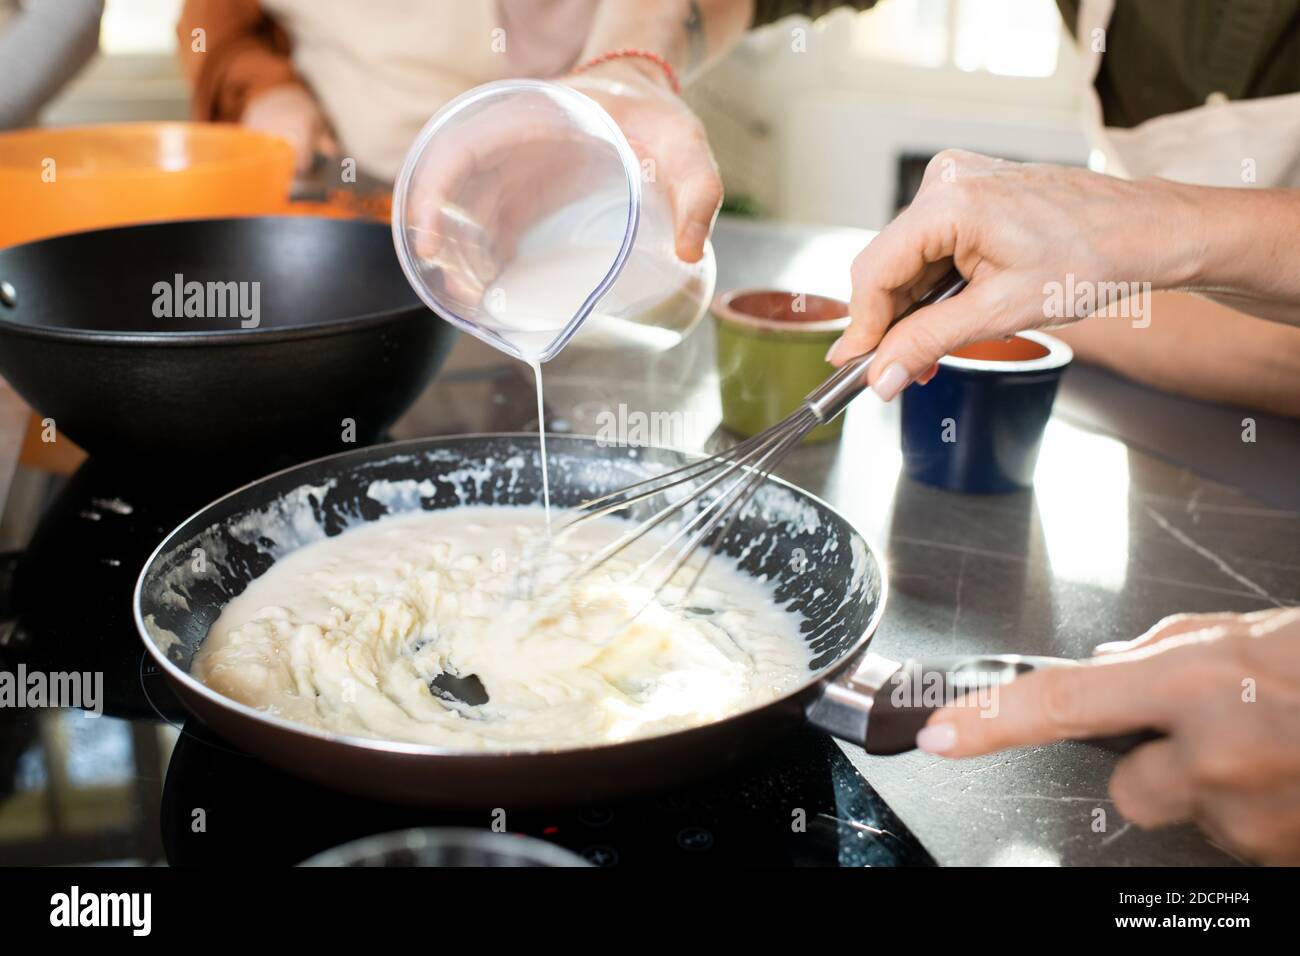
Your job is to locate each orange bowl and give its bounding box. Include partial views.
[0,122,294,248]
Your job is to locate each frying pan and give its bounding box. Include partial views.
[133,434,1138,808]
[0,217,456,465]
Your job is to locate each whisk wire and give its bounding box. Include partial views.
[675,409,820,598]
[552,415,801,588]
[559,410,819,640]
[537,266,968,611]
[559,422,782,531]
[630,407,815,596]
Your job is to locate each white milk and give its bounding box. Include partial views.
[479,241,700,531]
[529,359,551,535]
[480,241,700,359]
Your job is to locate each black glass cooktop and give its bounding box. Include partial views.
[0,450,931,867]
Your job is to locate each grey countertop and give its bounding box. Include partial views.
[393,215,1298,866]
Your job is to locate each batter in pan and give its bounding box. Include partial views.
[194,506,809,751]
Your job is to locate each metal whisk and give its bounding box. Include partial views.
[548,267,968,605]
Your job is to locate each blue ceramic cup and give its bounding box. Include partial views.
[900,331,1073,493]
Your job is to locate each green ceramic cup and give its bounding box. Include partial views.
[712,289,851,443]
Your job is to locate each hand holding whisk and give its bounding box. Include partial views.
[528,266,969,610]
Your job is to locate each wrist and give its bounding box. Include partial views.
[571,50,680,95]
[1129,177,1219,291]
[243,80,310,112]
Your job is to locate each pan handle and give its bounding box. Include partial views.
[805,652,1162,756]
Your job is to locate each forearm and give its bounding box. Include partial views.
[1160,182,1300,324]
[0,0,103,129]
[1053,293,1300,418]
[576,0,754,81]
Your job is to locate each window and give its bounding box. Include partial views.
[850,0,949,68]
[99,0,183,56]
[953,0,1061,78]
[836,0,1081,112]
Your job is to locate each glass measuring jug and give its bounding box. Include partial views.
[391,79,715,363]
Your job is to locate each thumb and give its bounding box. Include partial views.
[840,202,957,368]
[669,164,722,264]
[863,286,988,400]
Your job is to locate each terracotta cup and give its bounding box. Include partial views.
[712,289,850,444]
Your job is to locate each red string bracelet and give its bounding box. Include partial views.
[572,48,682,95]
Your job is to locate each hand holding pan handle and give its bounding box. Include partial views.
[805,652,1163,756]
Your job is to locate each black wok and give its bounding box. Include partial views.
[133,434,1125,808]
[0,217,456,465]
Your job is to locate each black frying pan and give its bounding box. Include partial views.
[133,434,1143,808]
[0,217,457,465]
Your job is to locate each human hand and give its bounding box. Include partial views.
[242,83,339,176]
[916,607,1300,864]
[830,149,1197,400]
[562,58,722,263]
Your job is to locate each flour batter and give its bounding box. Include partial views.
[194,506,810,751]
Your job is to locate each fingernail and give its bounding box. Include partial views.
[824,335,845,364]
[872,362,909,401]
[1093,640,1130,655]
[916,722,958,754]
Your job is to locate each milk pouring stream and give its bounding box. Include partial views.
[391,80,717,526]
